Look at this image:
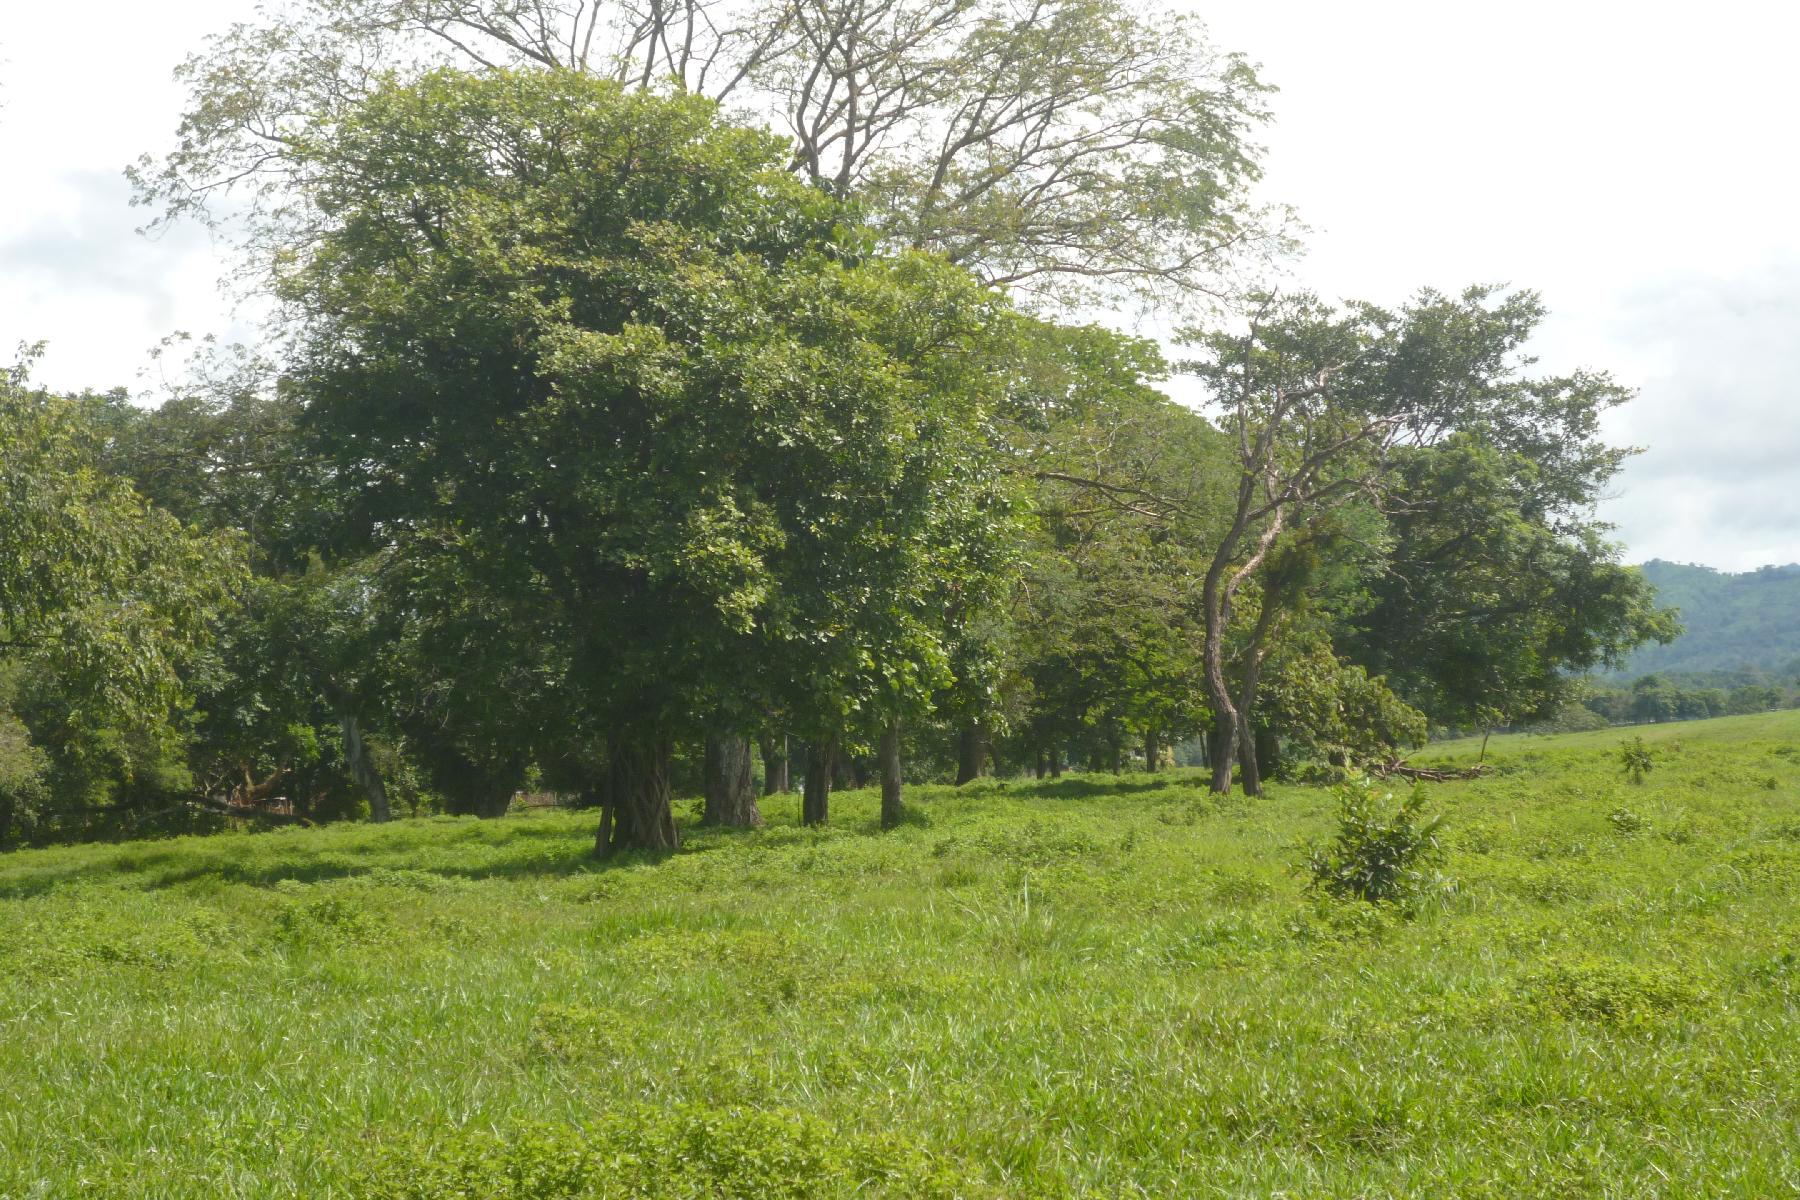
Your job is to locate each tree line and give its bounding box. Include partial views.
[0,0,1674,851]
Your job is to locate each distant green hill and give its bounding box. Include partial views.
[1612,560,1800,680]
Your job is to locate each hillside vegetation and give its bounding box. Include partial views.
[5,711,1800,1196]
[1616,560,1800,679]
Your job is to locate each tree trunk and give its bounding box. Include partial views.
[338,712,392,823]
[879,720,903,830]
[596,735,677,856]
[1034,749,1046,779]
[1231,600,1279,798]
[955,723,988,785]
[1208,713,1236,794]
[1254,724,1281,784]
[702,732,761,828]
[1144,729,1162,773]
[759,734,790,795]
[1236,715,1262,797]
[1049,747,1062,778]
[802,733,837,826]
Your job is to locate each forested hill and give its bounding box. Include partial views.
[1614,560,1800,679]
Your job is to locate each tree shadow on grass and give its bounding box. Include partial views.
[0,813,674,899]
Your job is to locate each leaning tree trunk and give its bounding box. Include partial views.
[596,736,678,856]
[337,712,392,823]
[759,734,790,795]
[702,733,761,829]
[802,734,837,826]
[879,719,903,830]
[955,723,988,785]
[1144,729,1163,773]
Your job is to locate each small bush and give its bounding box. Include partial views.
[1301,776,1448,908]
[1619,737,1654,784]
[1607,806,1647,836]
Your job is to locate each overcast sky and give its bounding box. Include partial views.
[3,1,1796,569]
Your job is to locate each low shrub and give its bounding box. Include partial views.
[1301,775,1449,909]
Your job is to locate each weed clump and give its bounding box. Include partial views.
[361,1107,978,1199]
[1530,958,1701,1026]
[1301,776,1449,909]
[273,893,388,946]
[1619,736,1654,784]
[1607,806,1647,836]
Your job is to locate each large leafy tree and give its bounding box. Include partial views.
[137,0,1276,310]
[277,69,1019,851]
[1009,323,1228,774]
[0,354,243,844]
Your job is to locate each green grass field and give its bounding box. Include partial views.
[6,712,1800,1197]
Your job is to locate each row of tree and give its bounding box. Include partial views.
[1572,674,1797,729]
[0,0,1675,851]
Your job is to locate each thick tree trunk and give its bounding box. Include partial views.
[1049,747,1062,778]
[1237,716,1262,797]
[1144,729,1163,773]
[802,733,837,826]
[1208,714,1236,794]
[595,736,678,856]
[955,723,988,785]
[759,734,790,795]
[879,720,903,830]
[702,733,761,829]
[338,713,392,823]
[1034,749,1046,779]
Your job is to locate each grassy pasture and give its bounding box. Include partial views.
[5,712,1800,1197]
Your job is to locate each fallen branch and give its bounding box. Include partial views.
[1369,758,1490,783]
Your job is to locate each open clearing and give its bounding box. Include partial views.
[5,711,1800,1197]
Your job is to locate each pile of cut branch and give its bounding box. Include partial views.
[1370,758,1491,783]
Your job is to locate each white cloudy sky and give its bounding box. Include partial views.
[2,1,1797,569]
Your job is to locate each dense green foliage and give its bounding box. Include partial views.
[1575,671,1797,732]
[5,711,1800,1194]
[8,14,1673,842]
[0,357,244,845]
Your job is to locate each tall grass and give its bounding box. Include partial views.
[4,711,1800,1195]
